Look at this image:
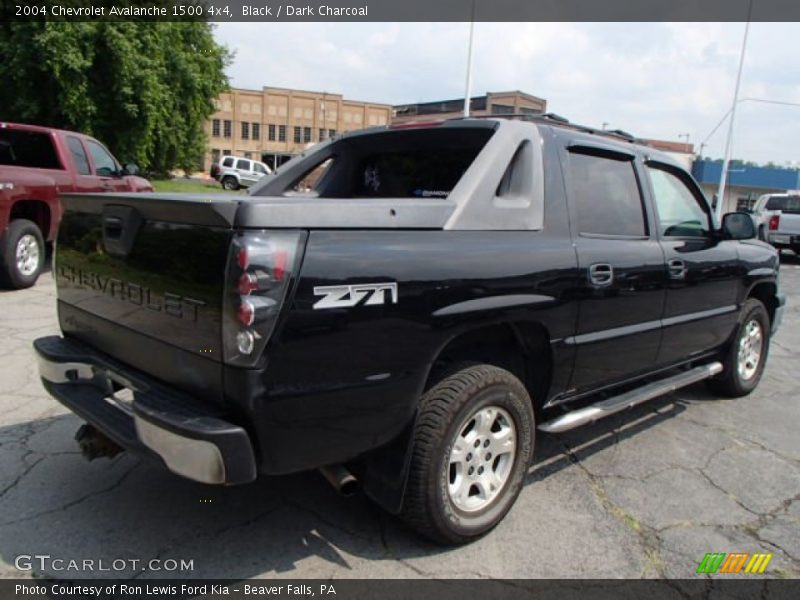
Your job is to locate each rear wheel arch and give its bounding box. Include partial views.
[9,199,52,241]
[426,321,553,414]
[359,320,552,516]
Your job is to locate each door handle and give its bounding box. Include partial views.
[588,263,614,286]
[668,259,686,279]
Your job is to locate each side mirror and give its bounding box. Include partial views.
[721,212,756,240]
[122,163,139,176]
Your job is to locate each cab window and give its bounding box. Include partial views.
[567,149,647,237]
[86,140,118,176]
[67,137,90,175]
[647,165,710,238]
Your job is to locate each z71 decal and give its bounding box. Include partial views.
[313,282,398,310]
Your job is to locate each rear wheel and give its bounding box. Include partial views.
[708,298,770,397]
[0,219,45,289]
[221,176,239,191]
[400,364,535,544]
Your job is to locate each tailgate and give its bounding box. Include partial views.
[778,213,800,234]
[55,193,238,404]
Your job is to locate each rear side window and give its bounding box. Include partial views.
[0,129,61,169]
[67,137,90,175]
[273,127,495,199]
[567,150,646,237]
[236,159,250,170]
[766,196,800,213]
[222,157,234,168]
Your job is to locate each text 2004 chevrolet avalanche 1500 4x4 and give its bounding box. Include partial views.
[34,116,785,544]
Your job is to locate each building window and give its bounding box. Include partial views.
[223,149,231,156]
[268,124,276,141]
[212,119,220,137]
[223,120,232,138]
[244,152,252,159]
[211,148,221,163]
[319,128,326,141]
[303,127,311,143]
[328,129,336,138]
[279,125,287,142]
[293,126,301,143]
[491,104,515,115]
[252,123,260,141]
[241,122,250,140]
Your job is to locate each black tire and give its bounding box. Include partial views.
[0,219,45,289]
[221,176,239,191]
[707,298,770,397]
[400,364,535,545]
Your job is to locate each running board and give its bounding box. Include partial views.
[538,362,723,433]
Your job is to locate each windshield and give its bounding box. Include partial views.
[0,129,62,169]
[765,196,800,213]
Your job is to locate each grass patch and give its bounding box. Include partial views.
[151,178,227,194]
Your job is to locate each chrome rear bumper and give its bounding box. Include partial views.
[33,336,256,485]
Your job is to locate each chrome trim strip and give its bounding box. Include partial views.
[566,305,737,346]
[661,305,737,328]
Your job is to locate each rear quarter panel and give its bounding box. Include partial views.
[225,230,580,474]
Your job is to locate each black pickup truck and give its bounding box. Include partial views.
[35,117,785,544]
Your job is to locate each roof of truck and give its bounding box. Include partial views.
[0,121,93,139]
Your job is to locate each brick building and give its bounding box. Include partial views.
[205,87,393,171]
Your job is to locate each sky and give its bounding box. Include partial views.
[213,22,800,166]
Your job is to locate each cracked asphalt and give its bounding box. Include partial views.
[0,257,798,580]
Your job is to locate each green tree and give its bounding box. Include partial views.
[0,21,232,176]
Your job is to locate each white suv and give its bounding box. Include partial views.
[216,155,272,190]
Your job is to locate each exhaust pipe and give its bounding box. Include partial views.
[75,423,123,461]
[319,465,359,497]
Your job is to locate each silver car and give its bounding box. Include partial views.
[217,155,271,190]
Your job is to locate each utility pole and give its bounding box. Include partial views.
[463,0,477,117]
[716,6,753,220]
[678,133,691,153]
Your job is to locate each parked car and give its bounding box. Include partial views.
[0,122,152,288]
[752,192,800,253]
[214,155,272,190]
[34,116,784,544]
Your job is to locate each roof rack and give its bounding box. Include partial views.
[450,113,641,144]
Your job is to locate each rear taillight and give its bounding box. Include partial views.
[769,214,780,231]
[223,231,305,366]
